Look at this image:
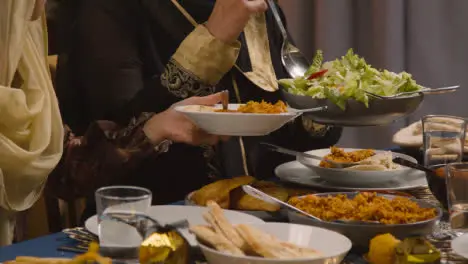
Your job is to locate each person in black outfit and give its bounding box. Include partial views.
[54,0,342,221]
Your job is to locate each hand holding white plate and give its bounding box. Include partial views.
[175,103,325,136]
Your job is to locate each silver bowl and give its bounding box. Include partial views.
[281,90,424,126]
[287,192,442,251]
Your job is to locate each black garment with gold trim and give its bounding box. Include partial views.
[55,0,342,217]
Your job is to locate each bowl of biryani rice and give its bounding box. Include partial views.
[287,192,442,251]
[175,100,304,136]
[297,147,424,186]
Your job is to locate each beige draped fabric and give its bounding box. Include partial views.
[0,1,63,246]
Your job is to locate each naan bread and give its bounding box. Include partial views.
[189,225,244,256]
[191,176,255,208]
[393,120,468,152]
[346,152,399,171]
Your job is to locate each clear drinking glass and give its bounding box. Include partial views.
[447,163,468,234]
[96,186,152,260]
[422,115,466,167]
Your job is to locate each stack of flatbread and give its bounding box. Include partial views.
[346,152,400,171]
[190,201,321,259]
[393,118,468,160]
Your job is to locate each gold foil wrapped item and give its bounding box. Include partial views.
[139,230,189,264]
[395,237,441,264]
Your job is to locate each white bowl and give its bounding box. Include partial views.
[297,148,419,186]
[175,104,298,136]
[198,223,352,264]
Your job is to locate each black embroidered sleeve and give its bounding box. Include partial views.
[161,59,215,98]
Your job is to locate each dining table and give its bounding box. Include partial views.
[1,147,467,263]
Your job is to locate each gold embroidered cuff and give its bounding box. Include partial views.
[172,25,241,85]
[301,116,330,137]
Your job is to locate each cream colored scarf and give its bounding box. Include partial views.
[0,1,63,246]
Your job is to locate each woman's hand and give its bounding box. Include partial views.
[143,93,224,146]
[206,0,268,43]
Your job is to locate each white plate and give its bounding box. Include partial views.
[452,233,468,259]
[85,205,264,246]
[297,148,419,186]
[275,161,428,191]
[175,104,298,136]
[199,222,351,264]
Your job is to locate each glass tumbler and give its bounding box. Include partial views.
[95,186,152,259]
[447,163,468,234]
[422,115,466,167]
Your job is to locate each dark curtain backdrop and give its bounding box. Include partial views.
[279,0,468,149]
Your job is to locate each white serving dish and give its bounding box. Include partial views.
[297,148,419,186]
[175,104,298,136]
[199,222,352,264]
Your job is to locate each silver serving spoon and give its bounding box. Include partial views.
[242,185,380,225]
[293,106,328,114]
[365,85,459,99]
[261,142,360,168]
[267,0,309,78]
[242,185,322,221]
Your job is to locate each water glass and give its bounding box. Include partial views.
[447,163,468,233]
[96,186,152,259]
[422,115,466,167]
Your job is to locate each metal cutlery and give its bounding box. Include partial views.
[261,142,360,168]
[267,0,310,78]
[365,85,459,99]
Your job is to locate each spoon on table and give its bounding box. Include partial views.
[261,142,359,168]
[392,157,435,174]
[242,185,380,225]
[267,0,309,78]
[365,85,459,99]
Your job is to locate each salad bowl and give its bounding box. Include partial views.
[282,90,423,126]
[279,49,425,126]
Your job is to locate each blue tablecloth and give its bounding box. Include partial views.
[0,201,187,262]
[0,233,76,261]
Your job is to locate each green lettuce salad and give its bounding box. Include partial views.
[279,49,422,110]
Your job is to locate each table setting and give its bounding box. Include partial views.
[2,31,468,264]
